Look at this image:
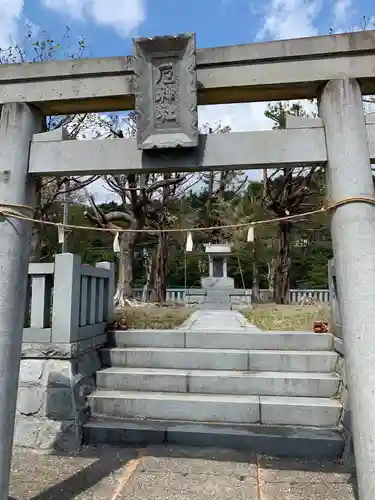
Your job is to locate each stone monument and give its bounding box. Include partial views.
[186,243,250,309]
[201,243,235,309]
[202,243,234,289]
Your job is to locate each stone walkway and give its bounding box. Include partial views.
[10,445,357,500]
[180,310,261,331]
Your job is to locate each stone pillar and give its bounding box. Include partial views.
[51,253,81,344]
[208,256,213,278]
[223,257,228,278]
[97,261,116,322]
[0,103,42,499]
[319,78,375,499]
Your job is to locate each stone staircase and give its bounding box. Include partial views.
[83,312,344,459]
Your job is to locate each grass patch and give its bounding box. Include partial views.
[115,306,192,329]
[244,304,330,331]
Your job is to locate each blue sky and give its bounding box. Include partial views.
[5,0,373,60]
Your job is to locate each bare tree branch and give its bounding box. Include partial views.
[146,175,188,194]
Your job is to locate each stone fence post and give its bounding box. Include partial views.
[51,253,82,344]
[96,261,115,323]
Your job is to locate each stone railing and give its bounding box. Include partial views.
[132,287,330,304]
[17,253,115,451]
[24,253,115,346]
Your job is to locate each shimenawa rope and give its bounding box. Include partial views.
[0,196,375,234]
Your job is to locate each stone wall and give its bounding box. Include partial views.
[15,254,115,451]
[15,334,106,451]
[333,337,354,467]
[328,259,353,466]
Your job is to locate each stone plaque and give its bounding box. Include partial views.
[133,33,198,150]
[212,256,224,278]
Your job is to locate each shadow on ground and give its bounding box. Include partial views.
[11,446,136,500]
[10,445,358,500]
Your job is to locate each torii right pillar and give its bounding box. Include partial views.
[319,78,375,499]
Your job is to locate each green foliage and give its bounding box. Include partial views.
[62,177,332,289]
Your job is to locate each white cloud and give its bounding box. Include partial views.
[198,102,274,182]
[199,0,322,164]
[88,178,115,204]
[0,0,24,49]
[333,0,353,26]
[199,103,272,133]
[257,0,322,41]
[41,0,146,38]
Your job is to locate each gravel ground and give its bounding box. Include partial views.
[9,445,357,500]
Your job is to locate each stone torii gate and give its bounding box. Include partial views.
[1,30,375,499]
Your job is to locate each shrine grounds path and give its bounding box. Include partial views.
[10,444,357,500]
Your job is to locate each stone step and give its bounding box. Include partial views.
[83,417,344,459]
[88,391,342,427]
[101,348,338,373]
[109,330,333,351]
[97,367,340,398]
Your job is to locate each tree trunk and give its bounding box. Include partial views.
[267,260,275,294]
[30,181,43,263]
[274,222,291,304]
[114,232,136,307]
[142,248,152,303]
[29,224,43,262]
[251,230,260,301]
[151,232,168,303]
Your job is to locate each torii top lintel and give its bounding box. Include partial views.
[0,30,374,117]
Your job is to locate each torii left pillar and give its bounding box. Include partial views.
[0,103,42,499]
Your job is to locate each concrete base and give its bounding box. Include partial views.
[201,277,235,289]
[90,391,260,424]
[89,391,342,427]
[186,279,251,310]
[97,367,340,398]
[101,347,338,372]
[83,417,345,460]
[15,341,104,451]
[109,329,334,350]
[85,310,344,459]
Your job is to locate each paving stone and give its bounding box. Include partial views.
[262,482,356,500]
[121,470,259,500]
[13,416,79,451]
[8,445,358,500]
[140,454,257,478]
[259,457,353,483]
[9,446,136,500]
